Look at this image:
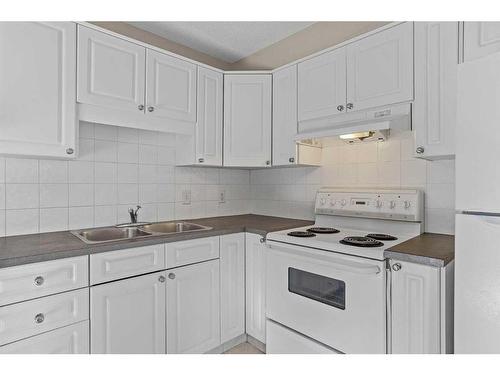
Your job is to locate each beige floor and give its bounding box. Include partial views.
[224,342,264,354]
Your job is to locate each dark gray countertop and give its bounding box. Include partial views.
[384,233,455,267]
[0,215,314,268]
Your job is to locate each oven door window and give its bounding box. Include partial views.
[288,268,346,310]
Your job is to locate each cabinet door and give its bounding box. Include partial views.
[464,22,500,62]
[346,22,413,112]
[196,67,223,165]
[273,65,298,166]
[0,321,89,354]
[77,25,146,113]
[166,259,220,353]
[390,260,441,354]
[298,48,346,122]
[245,233,266,343]
[220,233,245,343]
[413,22,458,160]
[223,74,272,167]
[146,49,197,122]
[0,22,77,159]
[90,272,166,354]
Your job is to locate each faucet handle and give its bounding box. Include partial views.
[134,205,141,214]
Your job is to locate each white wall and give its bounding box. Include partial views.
[0,122,251,237]
[250,130,455,234]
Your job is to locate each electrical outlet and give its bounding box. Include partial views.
[219,190,226,203]
[182,189,191,205]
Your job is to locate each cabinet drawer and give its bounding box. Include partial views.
[0,321,89,354]
[90,245,165,285]
[0,256,88,306]
[166,237,219,269]
[0,288,89,346]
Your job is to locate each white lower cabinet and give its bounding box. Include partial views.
[245,233,267,343]
[166,259,221,353]
[90,271,166,354]
[220,233,245,343]
[464,22,500,62]
[390,259,454,354]
[0,321,89,354]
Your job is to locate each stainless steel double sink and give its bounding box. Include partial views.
[72,221,212,244]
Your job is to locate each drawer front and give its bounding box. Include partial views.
[90,245,165,285]
[0,256,88,306]
[166,237,219,269]
[0,321,89,354]
[0,288,89,346]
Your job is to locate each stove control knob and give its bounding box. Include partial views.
[404,201,411,209]
[329,200,336,207]
[375,200,383,208]
[319,197,327,206]
[389,200,396,209]
[341,199,347,207]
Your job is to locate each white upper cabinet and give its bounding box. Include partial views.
[77,25,146,113]
[346,22,413,112]
[166,260,221,353]
[195,67,223,166]
[90,272,166,354]
[0,22,77,159]
[413,22,459,160]
[464,22,500,62]
[146,49,197,122]
[298,48,347,122]
[223,74,272,167]
[273,65,299,165]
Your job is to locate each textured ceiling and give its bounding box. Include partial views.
[127,21,314,63]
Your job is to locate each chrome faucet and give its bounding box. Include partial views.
[128,205,141,224]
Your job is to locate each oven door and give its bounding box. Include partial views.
[266,240,387,354]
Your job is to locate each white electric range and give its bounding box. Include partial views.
[265,188,424,354]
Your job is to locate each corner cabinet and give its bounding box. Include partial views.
[464,22,500,62]
[245,233,267,344]
[223,74,272,167]
[413,22,459,160]
[390,259,454,354]
[166,259,221,354]
[0,22,77,159]
[90,271,166,354]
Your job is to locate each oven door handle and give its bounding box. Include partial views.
[267,242,382,275]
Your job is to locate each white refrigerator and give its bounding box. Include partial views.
[455,52,500,353]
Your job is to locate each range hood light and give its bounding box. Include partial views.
[339,131,374,140]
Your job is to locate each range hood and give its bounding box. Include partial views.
[296,103,411,146]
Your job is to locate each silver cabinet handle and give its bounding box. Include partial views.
[158,275,166,283]
[34,276,44,286]
[416,146,425,154]
[66,148,74,155]
[346,103,354,110]
[265,160,271,165]
[337,105,344,112]
[289,157,295,163]
[198,158,204,163]
[138,104,144,111]
[148,106,155,112]
[168,273,176,280]
[34,313,45,324]
[392,263,402,272]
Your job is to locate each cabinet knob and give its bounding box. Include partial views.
[346,103,354,110]
[289,157,295,163]
[265,160,271,166]
[260,237,266,244]
[392,263,402,272]
[65,148,74,155]
[138,104,144,111]
[158,275,166,283]
[416,146,425,154]
[34,313,45,324]
[168,273,176,280]
[336,105,344,112]
[148,106,155,112]
[34,276,44,286]
[198,158,205,163]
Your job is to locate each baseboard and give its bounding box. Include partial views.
[247,334,266,353]
[206,334,248,354]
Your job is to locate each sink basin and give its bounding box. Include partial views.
[140,221,211,235]
[72,227,152,244]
